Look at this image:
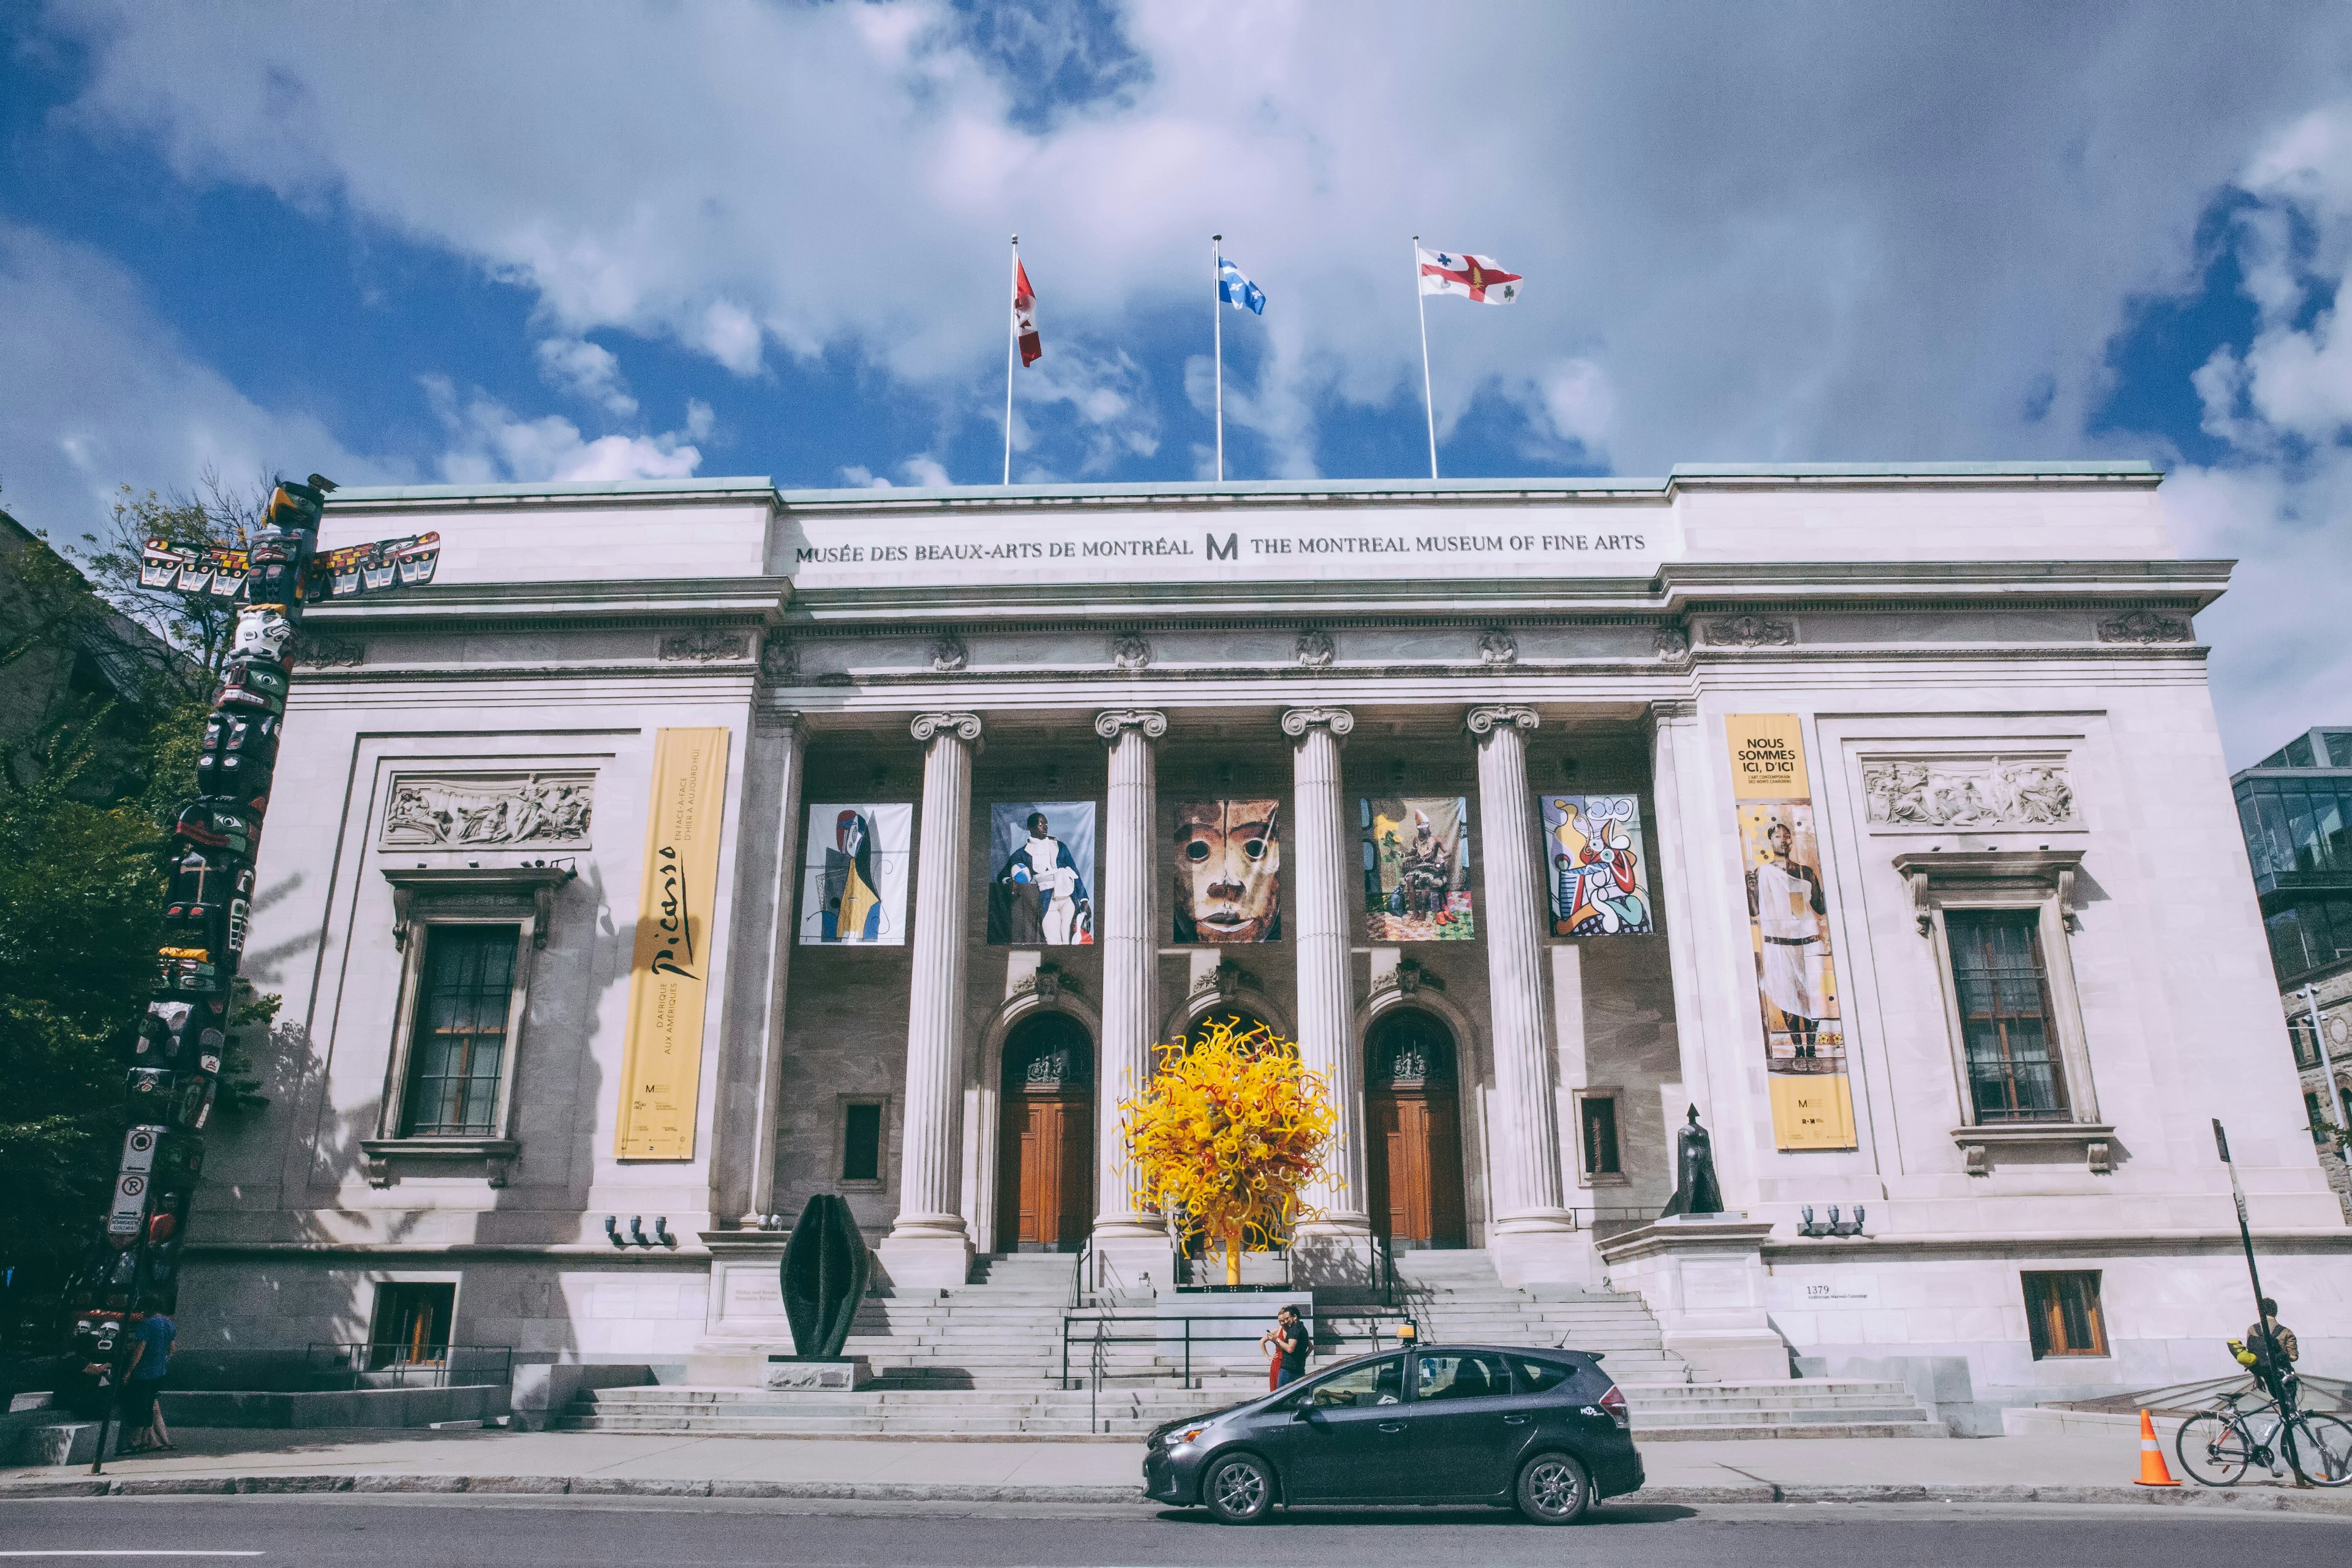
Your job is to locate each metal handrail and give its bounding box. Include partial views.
[1057,1306,1417,1389]
[1088,1315,1107,1432]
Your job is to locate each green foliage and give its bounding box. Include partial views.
[72,473,268,703]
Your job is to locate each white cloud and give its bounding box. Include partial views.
[0,219,380,537]
[423,377,703,483]
[534,336,638,417]
[41,0,2352,473]
[838,453,952,489]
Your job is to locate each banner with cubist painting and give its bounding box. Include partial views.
[988,802,1097,945]
[1361,796,1473,940]
[799,803,913,946]
[1725,715,1857,1152]
[1541,794,1654,937]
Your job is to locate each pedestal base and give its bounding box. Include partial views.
[876,1221,973,1291]
[1488,1215,1594,1288]
[1595,1214,1790,1384]
[764,1356,870,1392]
[1289,1217,1374,1286]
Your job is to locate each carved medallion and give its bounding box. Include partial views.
[1478,627,1518,668]
[1295,628,1335,669]
[1701,614,1795,648]
[2096,609,2192,644]
[1653,624,1691,660]
[1110,632,1153,671]
[929,635,969,673]
[760,635,799,679]
[659,630,749,662]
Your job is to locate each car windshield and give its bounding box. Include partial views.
[1302,1353,1404,1409]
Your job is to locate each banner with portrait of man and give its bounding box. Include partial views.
[1361,796,1472,940]
[1725,715,1857,1151]
[988,801,1096,944]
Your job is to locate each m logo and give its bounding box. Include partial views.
[1206,532,1238,562]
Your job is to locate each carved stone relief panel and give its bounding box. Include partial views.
[1860,755,2077,831]
[382,771,597,850]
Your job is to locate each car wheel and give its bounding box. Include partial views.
[1203,1453,1276,1525]
[1515,1451,1591,1525]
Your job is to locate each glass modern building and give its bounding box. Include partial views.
[2235,728,2352,984]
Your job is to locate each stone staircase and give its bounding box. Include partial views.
[552,1248,1945,1439]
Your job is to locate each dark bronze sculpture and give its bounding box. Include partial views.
[1659,1104,1726,1218]
[780,1194,871,1362]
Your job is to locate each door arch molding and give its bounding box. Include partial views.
[964,987,1103,1256]
[1355,985,1493,1248]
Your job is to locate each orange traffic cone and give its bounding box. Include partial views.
[2134,1408,2180,1487]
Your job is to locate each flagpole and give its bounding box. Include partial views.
[1212,233,1224,483]
[1004,235,1019,486]
[1412,234,1438,480]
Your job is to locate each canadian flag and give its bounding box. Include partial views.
[1014,259,1042,366]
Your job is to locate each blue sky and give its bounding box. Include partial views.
[2,1,2350,762]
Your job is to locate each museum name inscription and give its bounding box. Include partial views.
[797,529,1657,567]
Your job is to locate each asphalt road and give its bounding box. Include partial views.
[0,1497,2347,1565]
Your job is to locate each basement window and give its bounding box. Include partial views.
[2022,1270,2108,1359]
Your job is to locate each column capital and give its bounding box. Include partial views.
[910,710,984,745]
[1093,707,1168,742]
[1466,704,1540,736]
[1280,705,1354,739]
[1646,698,1700,726]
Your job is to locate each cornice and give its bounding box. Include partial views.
[304,576,791,630]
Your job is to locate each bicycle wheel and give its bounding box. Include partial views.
[2284,1412,2352,1487]
[2176,1410,2253,1486]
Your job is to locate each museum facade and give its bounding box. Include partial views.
[194,462,2350,1410]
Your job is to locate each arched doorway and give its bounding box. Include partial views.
[995,1012,1094,1252]
[1365,1009,1468,1250]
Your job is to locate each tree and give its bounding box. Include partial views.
[1120,1017,1338,1287]
[72,472,273,704]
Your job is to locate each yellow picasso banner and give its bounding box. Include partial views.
[1725,715,1856,1152]
[616,727,731,1160]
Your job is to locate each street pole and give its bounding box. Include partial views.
[1412,235,1438,480]
[1212,233,1224,484]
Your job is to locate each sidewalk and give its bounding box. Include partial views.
[5,1422,2347,1512]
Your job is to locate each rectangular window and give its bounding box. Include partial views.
[2021,1270,2108,1358]
[399,925,519,1136]
[2307,1091,2329,1143]
[840,1101,883,1183]
[2288,734,2318,769]
[1580,1096,1621,1177]
[2328,731,2352,769]
[369,1281,455,1368]
[1946,910,2070,1123]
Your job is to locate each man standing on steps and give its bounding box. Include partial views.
[1261,1306,1308,1389]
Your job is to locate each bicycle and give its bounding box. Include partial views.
[2175,1382,2352,1487]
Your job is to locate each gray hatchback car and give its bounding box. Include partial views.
[1143,1343,1641,1525]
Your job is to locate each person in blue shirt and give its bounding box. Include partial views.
[118,1305,175,1453]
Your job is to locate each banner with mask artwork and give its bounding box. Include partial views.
[1361,796,1473,940]
[1172,799,1281,943]
[1725,715,1857,1151]
[799,803,913,946]
[1540,794,1653,936]
[988,802,1097,944]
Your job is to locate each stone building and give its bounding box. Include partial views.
[192,463,2350,1418]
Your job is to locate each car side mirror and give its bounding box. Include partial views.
[1291,1403,1321,1422]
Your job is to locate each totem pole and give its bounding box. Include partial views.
[64,477,440,1462]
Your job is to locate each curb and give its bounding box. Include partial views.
[4,1476,2352,1513]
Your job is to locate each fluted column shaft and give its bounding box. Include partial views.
[881,712,981,1286]
[1284,707,1367,1237]
[1094,710,1165,1231]
[1469,705,1572,1226]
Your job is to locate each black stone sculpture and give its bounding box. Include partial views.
[1659,1104,1726,1218]
[780,1194,870,1362]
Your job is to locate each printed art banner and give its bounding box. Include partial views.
[617,727,731,1160]
[1726,715,1857,1151]
[1542,794,1653,936]
[1361,796,1473,940]
[989,801,1097,944]
[799,802,913,946]
[1172,799,1281,943]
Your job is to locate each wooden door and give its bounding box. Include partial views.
[1366,1088,1466,1248]
[997,1095,1092,1251]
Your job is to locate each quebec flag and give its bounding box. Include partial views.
[1218,257,1267,315]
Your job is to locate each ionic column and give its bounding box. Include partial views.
[1090,709,1173,1292]
[1468,704,1584,1286]
[1282,706,1370,1273]
[879,711,982,1289]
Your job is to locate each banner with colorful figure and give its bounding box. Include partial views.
[1361,796,1473,940]
[1540,794,1653,937]
[1726,715,1856,1151]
